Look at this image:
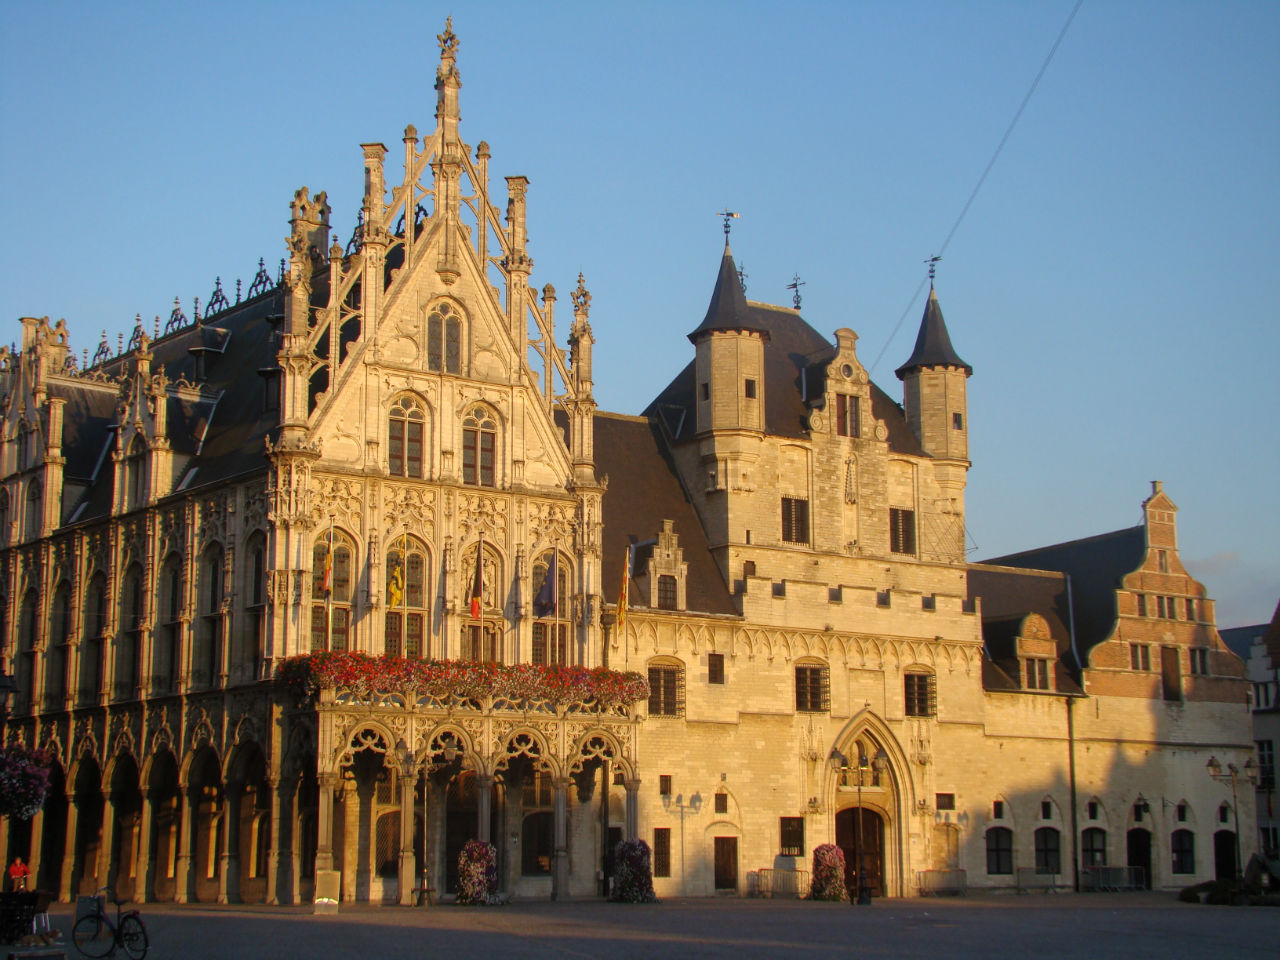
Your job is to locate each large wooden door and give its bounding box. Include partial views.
[713,836,738,890]
[836,807,885,897]
[1126,828,1152,890]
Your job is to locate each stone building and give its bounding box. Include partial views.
[0,22,1255,905]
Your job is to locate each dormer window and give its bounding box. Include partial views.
[427,302,463,373]
[835,395,860,438]
[124,435,146,510]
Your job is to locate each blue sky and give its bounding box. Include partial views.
[2,1,1277,627]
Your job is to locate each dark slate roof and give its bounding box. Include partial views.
[57,289,285,526]
[648,301,924,455]
[1219,622,1268,663]
[895,285,972,379]
[593,412,737,618]
[686,245,771,342]
[979,526,1146,662]
[968,563,1084,692]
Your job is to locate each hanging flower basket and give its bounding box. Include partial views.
[610,838,657,903]
[277,652,648,709]
[808,843,847,901]
[0,747,52,821]
[456,839,497,904]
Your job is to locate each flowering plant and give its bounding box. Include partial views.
[808,843,847,901]
[456,839,497,904]
[610,838,657,903]
[277,652,648,709]
[0,746,53,820]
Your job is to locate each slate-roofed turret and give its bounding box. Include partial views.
[894,284,971,379]
[687,244,770,343]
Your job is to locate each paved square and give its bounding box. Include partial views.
[40,894,1276,960]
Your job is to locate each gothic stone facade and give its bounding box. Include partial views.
[0,23,1254,904]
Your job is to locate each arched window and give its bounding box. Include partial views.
[427,302,462,374]
[1171,828,1195,874]
[1034,826,1061,875]
[459,541,500,662]
[312,530,355,652]
[1082,827,1107,867]
[388,396,426,478]
[795,660,830,713]
[461,406,497,487]
[647,659,685,717]
[16,589,38,713]
[375,811,400,878]
[47,580,71,705]
[15,422,30,470]
[195,546,224,688]
[24,480,41,540]
[521,770,554,876]
[81,571,108,700]
[245,534,268,680]
[0,489,9,547]
[386,537,430,658]
[986,827,1013,875]
[124,435,146,509]
[116,564,143,700]
[531,549,570,665]
[156,555,183,694]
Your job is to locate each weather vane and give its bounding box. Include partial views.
[924,255,942,283]
[786,273,806,310]
[717,209,740,242]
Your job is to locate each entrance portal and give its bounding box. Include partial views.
[835,807,885,898]
[1126,828,1152,890]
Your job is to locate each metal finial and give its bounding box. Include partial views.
[716,210,740,242]
[924,255,942,284]
[737,262,747,295]
[786,274,806,310]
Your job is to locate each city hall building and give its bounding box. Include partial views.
[0,22,1254,905]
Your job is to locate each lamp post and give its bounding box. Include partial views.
[662,790,702,894]
[1206,756,1258,884]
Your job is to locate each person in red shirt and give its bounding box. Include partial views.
[8,857,29,891]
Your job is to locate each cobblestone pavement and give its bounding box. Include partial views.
[41,893,1276,960]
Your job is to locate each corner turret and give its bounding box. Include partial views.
[896,283,971,462]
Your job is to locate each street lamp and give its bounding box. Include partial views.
[1206,755,1258,884]
[842,746,888,906]
[661,790,702,894]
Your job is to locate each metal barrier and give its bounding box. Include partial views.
[917,869,967,896]
[754,868,811,898]
[1080,866,1145,891]
[1015,867,1063,893]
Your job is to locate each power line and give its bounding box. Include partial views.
[869,0,1085,374]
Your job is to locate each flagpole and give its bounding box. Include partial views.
[401,524,408,657]
[326,516,334,652]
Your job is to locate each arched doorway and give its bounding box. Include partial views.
[1214,830,1237,880]
[1126,828,1152,890]
[836,807,885,899]
[72,759,104,896]
[38,762,67,897]
[443,771,501,895]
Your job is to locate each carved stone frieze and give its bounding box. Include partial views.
[310,475,364,532]
[198,495,228,547]
[457,492,507,541]
[528,500,574,548]
[383,483,437,540]
[243,480,269,533]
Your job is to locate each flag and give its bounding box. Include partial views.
[469,533,484,620]
[532,550,558,619]
[387,551,404,608]
[322,520,335,596]
[616,544,631,633]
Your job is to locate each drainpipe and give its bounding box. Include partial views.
[1064,573,1081,892]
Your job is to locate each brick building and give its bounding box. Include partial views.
[0,22,1254,904]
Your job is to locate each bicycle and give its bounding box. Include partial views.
[72,887,148,960]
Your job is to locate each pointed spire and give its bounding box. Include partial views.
[894,284,971,379]
[687,244,770,343]
[436,17,462,133]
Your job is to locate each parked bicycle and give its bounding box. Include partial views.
[72,887,148,960]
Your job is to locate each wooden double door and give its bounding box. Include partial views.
[836,807,885,898]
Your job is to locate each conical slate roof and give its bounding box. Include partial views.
[687,245,771,342]
[895,285,971,378]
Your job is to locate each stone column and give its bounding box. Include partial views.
[174,788,195,903]
[624,779,640,841]
[97,792,117,894]
[217,783,241,903]
[27,805,45,890]
[133,789,154,903]
[265,777,283,905]
[551,777,570,901]
[476,775,493,844]
[397,767,417,905]
[59,793,79,902]
[313,773,340,910]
